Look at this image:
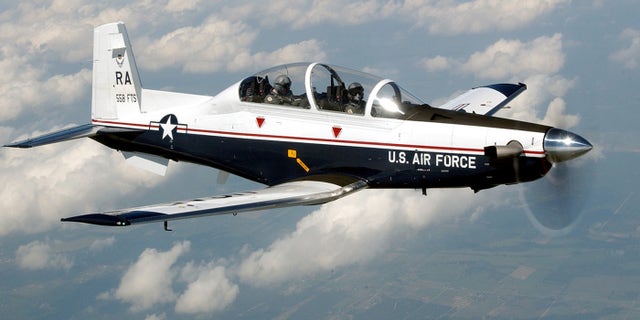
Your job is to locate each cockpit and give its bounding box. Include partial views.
[238,62,427,119]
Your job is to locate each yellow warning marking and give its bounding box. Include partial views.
[288,149,297,158]
[296,158,310,172]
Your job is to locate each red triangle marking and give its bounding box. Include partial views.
[332,126,342,138]
[256,117,265,128]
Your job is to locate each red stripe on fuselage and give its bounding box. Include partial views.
[91,119,545,156]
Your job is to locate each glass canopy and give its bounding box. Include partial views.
[238,62,426,119]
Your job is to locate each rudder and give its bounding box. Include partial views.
[92,22,142,120]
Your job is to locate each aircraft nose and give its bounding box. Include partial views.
[543,128,593,163]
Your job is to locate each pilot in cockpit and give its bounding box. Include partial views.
[264,75,294,105]
[345,82,365,114]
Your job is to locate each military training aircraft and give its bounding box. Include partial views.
[4,22,592,230]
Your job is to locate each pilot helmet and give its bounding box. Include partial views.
[348,82,364,100]
[274,75,291,94]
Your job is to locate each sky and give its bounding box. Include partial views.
[0,1,639,319]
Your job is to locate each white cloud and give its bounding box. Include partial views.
[144,313,167,320]
[610,28,640,69]
[420,55,452,72]
[89,236,116,251]
[0,60,91,122]
[259,0,400,29]
[104,243,238,315]
[0,1,613,317]
[0,0,570,123]
[541,97,580,128]
[98,189,495,313]
[138,16,327,73]
[460,34,565,80]
[165,0,201,13]
[0,1,337,123]
[16,240,73,270]
[253,0,566,33]
[420,34,579,129]
[97,188,507,314]
[0,2,210,121]
[138,17,257,73]
[499,74,578,128]
[175,263,238,314]
[0,139,163,236]
[237,188,481,286]
[237,39,327,71]
[401,0,569,35]
[0,4,94,63]
[97,189,487,314]
[113,241,190,312]
[420,34,565,80]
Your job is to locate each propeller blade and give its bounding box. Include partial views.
[520,159,594,235]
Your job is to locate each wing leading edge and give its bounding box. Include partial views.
[62,179,368,227]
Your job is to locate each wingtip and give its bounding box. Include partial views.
[61,214,130,226]
[3,142,33,148]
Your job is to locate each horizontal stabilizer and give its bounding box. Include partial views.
[62,179,368,227]
[438,83,526,116]
[3,124,99,148]
[3,124,144,148]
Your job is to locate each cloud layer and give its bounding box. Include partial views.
[0,140,162,236]
[236,189,480,286]
[422,34,578,128]
[103,241,238,314]
[610,28,640,69]
[175,263,238,314]
[401,0,569,35]
[104,188,498,315]
[0,0,573,238]
[0,1,609,318]
[113,241,190,311]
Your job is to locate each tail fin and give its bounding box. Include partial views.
[4,22,143,148]
[92,22,142,120]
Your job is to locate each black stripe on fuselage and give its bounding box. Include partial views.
[404,104,551,132]
[92,127,550,191]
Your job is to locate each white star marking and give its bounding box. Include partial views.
[160,118,177,140]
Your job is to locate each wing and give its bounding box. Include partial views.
[437,83,526,116]
[61,178,368,227]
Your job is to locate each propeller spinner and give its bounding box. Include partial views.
[523,127,594,234]
[543,128,593,163]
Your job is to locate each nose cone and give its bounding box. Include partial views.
[543,128,593,163]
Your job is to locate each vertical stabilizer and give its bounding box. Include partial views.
[92,22,142,120]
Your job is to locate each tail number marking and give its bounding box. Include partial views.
[115,93,137,103]
[115,71,132,85]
